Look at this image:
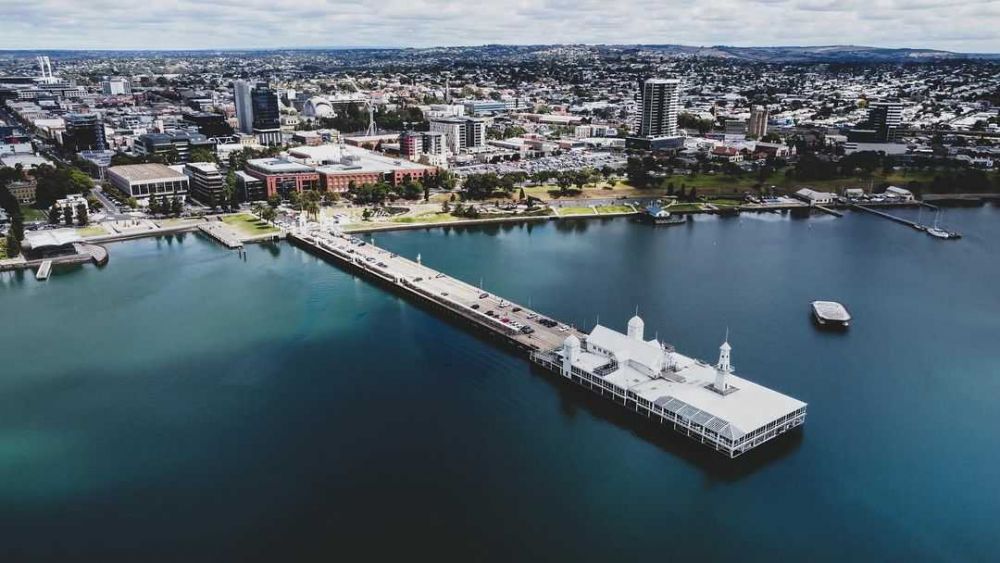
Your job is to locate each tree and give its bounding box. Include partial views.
[519,187,526,201]
[555,172,573,195]
[189,147,216,164]
[261,206,277,223]
[224,170,238,210]
[5,230,20,257]
[171,196,183,216]
[423,181,430,202]
[63,205,73,225]
[304,199,320,221]
[48,205,61,224]
[76,202,89,226]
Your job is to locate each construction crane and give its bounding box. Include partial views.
[342,75,377,136]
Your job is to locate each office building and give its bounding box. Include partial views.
[101,76,131,96]
[63,113,107,153]
[638,78,681,137]
[136,131,215,163]
[429,117,487,153]
[748,106,769,138]
[107,164,189,201]
[250,82,282,146]
[234,80,254,134]
[286,144,437,193]
[464,100,507,117]
[184,162,225,205]
[868,101,903,142]
[244,158,320,199]
[235,171,266,202]
[183,112,233,138]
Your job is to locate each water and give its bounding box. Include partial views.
[1,207,998,562]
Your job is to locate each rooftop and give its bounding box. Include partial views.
[246,157,315,174]
[107,163,188,182]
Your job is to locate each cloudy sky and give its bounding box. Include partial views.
[3,0,998,53]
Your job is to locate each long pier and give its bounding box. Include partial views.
[850,203,920,227]
[289,230,806,458]
[289,231,584,353]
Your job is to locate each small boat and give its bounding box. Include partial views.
[641,202,687,226]
[926,227,951,239]
[812,301,851,329]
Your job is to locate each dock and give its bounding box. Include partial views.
[290,231,806,458]
[850,203,921,228]
[198,223,244,249]
[35,260,52,280]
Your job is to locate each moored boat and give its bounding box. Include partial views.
[812,300,851,329]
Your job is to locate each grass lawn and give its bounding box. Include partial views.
[708,199,743,207]
[76,225,107,237]
[222,214,280,236]
[21,206,48,223]
[597,205,636,214]
[392,212,457,224]
[557,206,598,216]
[664,203,704,213]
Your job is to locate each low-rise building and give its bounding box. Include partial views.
[7,180,37,204]
[183,162,225,205]
[107,163,190,201]
[245,158,320,198]
[884,186,914,201]
[795,188,836,205]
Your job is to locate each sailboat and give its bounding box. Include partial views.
[926,209,954,239]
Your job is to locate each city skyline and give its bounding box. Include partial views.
[3,0,999,53]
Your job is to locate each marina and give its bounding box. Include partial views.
[290,229,807,458]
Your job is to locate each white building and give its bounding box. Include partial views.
[795,188,836,205]
[101,77,131,96]
[429,117,487,154]
[638,78,681,137]
[535,315,807,458]
[884,186,914,201]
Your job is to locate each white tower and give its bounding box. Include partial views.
[562,335,581,377]
[627,315,644,342]
[715,336,732,393]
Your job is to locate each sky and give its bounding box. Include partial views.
[2,0,998,53]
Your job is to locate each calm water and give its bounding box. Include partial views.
[1,206,998,562]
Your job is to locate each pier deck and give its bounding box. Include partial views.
[35,260,52,280]
[292,232,586,353]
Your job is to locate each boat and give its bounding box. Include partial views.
[926,210,961,240]
[811,301,851,329]
[641,202,687,225]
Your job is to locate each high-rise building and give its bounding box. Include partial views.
[63,113,107,153]
[638,78,681,138]
[101,76,131,96]
[250,83,280,132]
[868,101,903,142]
[748,106,769,138]
[233,80,254,135]
[429,117,487,153]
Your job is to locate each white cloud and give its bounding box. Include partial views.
[0,0,996,52]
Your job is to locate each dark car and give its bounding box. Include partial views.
[471,304,480,310]
[512,307,522,313]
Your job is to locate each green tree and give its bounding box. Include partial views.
[75,202,88,226]
[48,204,61,224]
[63,205,73,225]
[5,230,20,257]
[171,196,183,216]
[261,206,277,223]
[189,147,217,164]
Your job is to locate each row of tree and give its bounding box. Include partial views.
[0,167,24,257]
[147,194,184,216]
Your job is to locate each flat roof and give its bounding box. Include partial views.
[289,144,432,174]
[107,163,188,183]
[23,229,81,249]
[246,157,315,174]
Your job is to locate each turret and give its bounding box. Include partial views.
[714,338,732,393]
[562,335,581,377]
[627,315,644,342]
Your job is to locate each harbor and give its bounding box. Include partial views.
[290,229,807,458]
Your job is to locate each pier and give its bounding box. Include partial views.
[198,223,244,249]
[290,230,807,458]
[850,203,921,228]
[35,260,52,281]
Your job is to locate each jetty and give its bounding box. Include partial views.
[35,260,52,280]
[198,222,244,249]
[290,230,807,458]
